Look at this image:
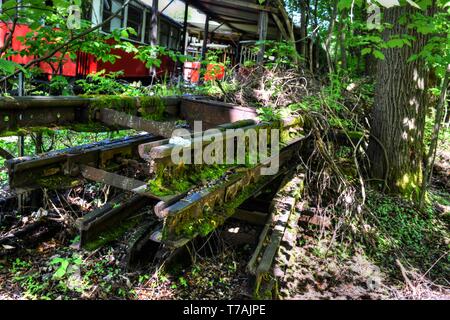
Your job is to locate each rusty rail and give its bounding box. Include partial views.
[2,96,310,272]
[0,95,181,135]
[157,135,306,248]
[6,134,160,191]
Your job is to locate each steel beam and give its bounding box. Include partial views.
[77,194,155,249]
[6,134,160,190]
[0,96,182,136]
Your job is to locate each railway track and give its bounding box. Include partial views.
[1,96,309,286]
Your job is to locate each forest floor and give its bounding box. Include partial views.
[0,126,449,300]
[0,172,448,300]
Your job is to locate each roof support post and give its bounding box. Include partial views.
[182,0,190,55]
[201,15,210,62]
[150,0,159,47]
[150,0,159,77]
[257,11,268,64]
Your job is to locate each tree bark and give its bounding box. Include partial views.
[325,0,338,74]
[419,65,450,208]
[337,10,347,70]
[299,0,309,64]
[368,5,431,200]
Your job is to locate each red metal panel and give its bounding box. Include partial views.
[98,47,149,78]
[97,40,176,79]
[0,23,34,65]
[38,52,78,77]
[156,55,176,78]
[0,23,178,80]
[1,23,80,78]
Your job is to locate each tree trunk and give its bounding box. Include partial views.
[337,10,347,70]
[368,5,431,200]
[313,0,320,71]
[419,65,450,208]
[325,0,338,74]
[299,0,309,64]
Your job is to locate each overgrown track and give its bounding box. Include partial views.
[0,96,180,136]
[1,96,308,273]
[6,134,160,191]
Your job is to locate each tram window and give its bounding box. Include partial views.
[145,11,151,43]
[169,28,180,50]
[102,0,124,33]
[127,4,143,41]
[159,21,170,47]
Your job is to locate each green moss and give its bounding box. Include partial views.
[37,175,82,189]
[164,204,226,240]
[223,175,271,214]
[148,164,230,196]
[84,217,141,251]
[86,95,168,122]
[69,123,111,133]
[162,172,272,242]
[395,171,423,202]
[87,95,137,121]
[253,273,275,300]
[90,95,136,112]
[139,96,166,121]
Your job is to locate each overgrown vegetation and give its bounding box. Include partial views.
[0,0,449,301]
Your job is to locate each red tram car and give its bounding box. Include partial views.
[0,0,183,81]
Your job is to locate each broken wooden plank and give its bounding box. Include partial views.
[247,173,305,298]
[256,197,295,274]
[79,165,180,203]
[98,108,179,138]
[247,173,304,276]
[80,165,147,192]
[79,165,174,202]
[137,119,257,161]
